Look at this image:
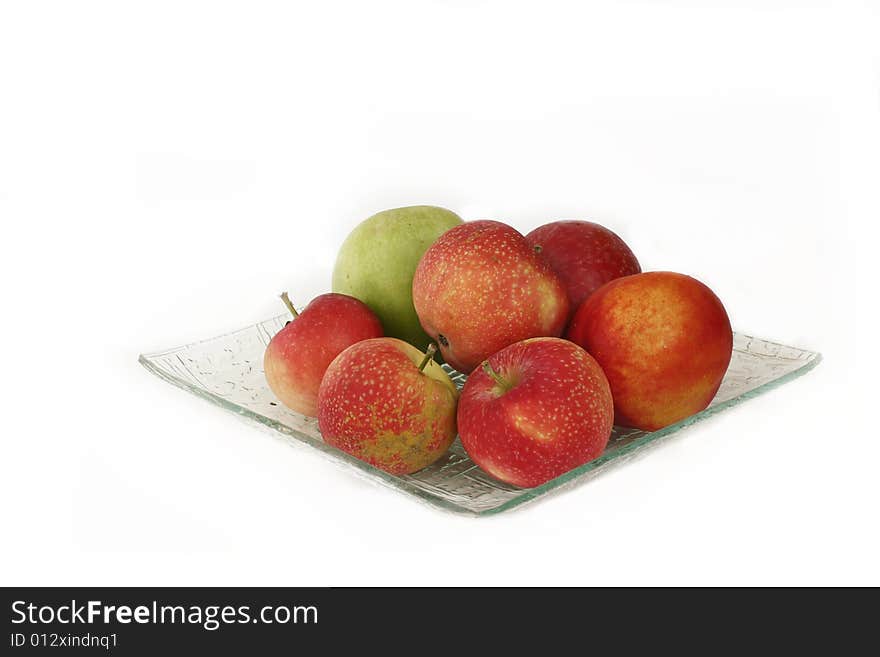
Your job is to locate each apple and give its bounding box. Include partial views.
[412,220,570,373]
[317,338,458,475]
[332,205,463,348]
[264,292,383,417]
[457,337,613,488]
[566,271,733,431]
[525,220,641,318]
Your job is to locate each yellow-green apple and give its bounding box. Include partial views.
[332,205,462,348]
[525,220,640,318]
[412,220,569,373]
[316,339,458,475]
[264,292,383,417]
[566,272,733,431]
[457,337,613,488]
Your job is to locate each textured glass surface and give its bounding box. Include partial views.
[140,316,820,515]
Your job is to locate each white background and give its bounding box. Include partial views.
[1,1,878,586]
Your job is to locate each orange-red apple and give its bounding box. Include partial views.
[316,338,458,475]
[264,292,383,417]
[525,220,640,318]
[566,272,733,431]
[412,220,569,373]
[457,337,613,488]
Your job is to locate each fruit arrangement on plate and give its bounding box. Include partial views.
[264,206,733,488]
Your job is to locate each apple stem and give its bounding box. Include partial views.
[481,360,510,391]
[418,343,437,372]
[280,292,299,318]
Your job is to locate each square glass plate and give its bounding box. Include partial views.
[140,316,820,516]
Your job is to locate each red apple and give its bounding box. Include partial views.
[525,220,640,318]
[412,220,569,373]
[457,337,613,488]
[264,292,383,417]
[566,272,733,431]
[317,338,458,475]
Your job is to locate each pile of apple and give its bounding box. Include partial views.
[265,206,732,488]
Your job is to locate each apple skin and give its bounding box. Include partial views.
[332,206,463,349]
[525,220,641,318]
[457,337,613,488]
[316,338,459,475]
[566,272,733,431]
[412,220,570,373]
[264,293,384,417]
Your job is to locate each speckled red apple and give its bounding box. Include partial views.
[457,337,613,488]
[264,292,383,417]
[566,272,733,431]
[412,220,569,374]
[316,338,458,475]
[525,220,641,318]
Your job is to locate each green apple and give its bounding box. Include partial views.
[332,205,462,348]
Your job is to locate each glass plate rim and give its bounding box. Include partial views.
[139,320,821,517]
